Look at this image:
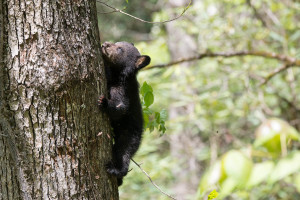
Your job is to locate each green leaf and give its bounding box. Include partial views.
[140,81,153,97]
[144,92,154,107]
[254,118,300,153]
[220,178,237,197]
[246,161,275,188]
[159,122,166,134]
[143,107,152,115]
[222,150,253,186]
[155,112,160,122]
[269,151,300,183]
[160,109,167,121]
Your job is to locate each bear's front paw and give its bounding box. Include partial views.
[98,96,108,109]
[105,162,128,177]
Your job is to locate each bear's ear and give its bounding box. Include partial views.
[135,55,151,70]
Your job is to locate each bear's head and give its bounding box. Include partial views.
[101,41,151,72]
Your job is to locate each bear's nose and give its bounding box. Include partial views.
[102,42,112,48]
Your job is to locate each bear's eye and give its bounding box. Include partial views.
[117,47,123,54]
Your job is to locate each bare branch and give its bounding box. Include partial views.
[145,51,300,70]
[97,1,191,24]
[131,159,177,200]
[144,50,300,83]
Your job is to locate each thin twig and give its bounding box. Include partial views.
[97,6,127,14]
[97,1,191,24]
[131,159,177,200]
[97,10,120,14]
[260,63,292,86]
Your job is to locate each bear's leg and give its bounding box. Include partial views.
[117,177,123,186]
[106,129,142,179]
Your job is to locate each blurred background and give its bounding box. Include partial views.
[96,0,300,199]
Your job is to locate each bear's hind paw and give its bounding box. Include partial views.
[105,162,128,177]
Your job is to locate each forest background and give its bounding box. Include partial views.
[97,0,300,199]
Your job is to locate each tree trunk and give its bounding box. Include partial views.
[0,0,118,199]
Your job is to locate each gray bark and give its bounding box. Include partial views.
[0,0,118,199]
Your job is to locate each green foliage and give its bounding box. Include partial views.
[100,0,300,199]
[197,119,300,199]
[254,118,300,155]
[140,81,154,106]
[246,161,274,187]
[140,81,167,134]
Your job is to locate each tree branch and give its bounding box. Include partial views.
[246,0,268,27]
[259,63,292,85]
[131,159,177,200]
[97,1,191,24]
[144,50,300,84]
[146,51,300,70]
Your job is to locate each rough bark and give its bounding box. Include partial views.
[0,0,118,199]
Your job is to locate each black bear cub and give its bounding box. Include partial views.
[98,41,151,186]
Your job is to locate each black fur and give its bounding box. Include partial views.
[99,41,151,186]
